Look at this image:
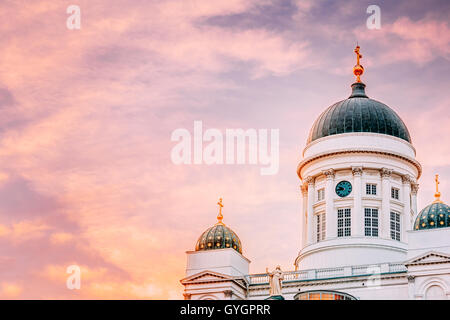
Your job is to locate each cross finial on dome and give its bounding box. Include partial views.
[434,174,443,203]
[216,197,224,224]
[353,45,364,83]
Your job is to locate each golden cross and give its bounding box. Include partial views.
[354,45,362,65]
[353,45,364,82]
[434,174,442,203]
[217,198,224,224]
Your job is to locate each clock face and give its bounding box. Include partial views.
[335,180,352,197]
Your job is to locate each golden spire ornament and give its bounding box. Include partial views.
[353,45,364,83]
[216,197,224,224]
[434,174,443,203]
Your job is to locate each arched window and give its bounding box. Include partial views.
[198,294,218,300]
[418,278,449,300]
[294,290,356,300]
[426,285,446,300]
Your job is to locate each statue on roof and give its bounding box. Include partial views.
[266,265,284,296]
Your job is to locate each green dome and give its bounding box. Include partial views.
[307,82,412,144]
[414,202,450,230]
[195,223,242,254]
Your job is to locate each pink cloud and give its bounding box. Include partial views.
[354,16,450,65]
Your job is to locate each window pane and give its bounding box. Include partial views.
[309,293,320,300]
[338,209,351,237]
[322,293,334,300]
[390,212,401,241]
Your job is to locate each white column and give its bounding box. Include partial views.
[300,183,308,249]
[306,176,315,245]
[402,175,412,242]
[407,276,416,300]
[411,182,419,219]
[352,167,363,237]
[323,169,336,239]
[380,168,392,239]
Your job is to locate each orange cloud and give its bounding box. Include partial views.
[0,283,22,299]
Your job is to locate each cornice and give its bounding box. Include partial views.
[297,149,422,180]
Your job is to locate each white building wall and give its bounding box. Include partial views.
[185,281,247,300]
[247,274,410,300]
[303,132,416,160]
[407,228,450,259]
[186,248,250,277]
[297,240,407,270]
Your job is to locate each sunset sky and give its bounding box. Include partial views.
[0,0,449,299]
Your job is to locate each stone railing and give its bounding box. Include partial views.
[247,262,407,285]
[389,263,408,273]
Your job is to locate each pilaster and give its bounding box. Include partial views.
[380,168,392,239]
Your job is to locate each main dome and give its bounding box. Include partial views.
[307,82,412,144]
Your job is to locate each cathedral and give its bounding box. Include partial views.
[180,46,450,300]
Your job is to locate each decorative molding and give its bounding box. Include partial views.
[407,275,415,283]
[301,183,308,195]
[417,278,449,297]
[402,174,413,184]
[224,290,233,298]
[297,149,422,180]
[322,169,335,180]
[380,168,393,178]
[405,251,450,266]
[183,293,192,300]
[352,166,363,177]
[411,183,419,195]
[305,176,315,185]
[180,271,248,291]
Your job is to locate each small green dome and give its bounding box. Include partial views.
[414,202,450,230]
[195,223,242,254]
[307,82,412,144]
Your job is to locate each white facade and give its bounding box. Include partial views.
[180,88,450,301]
[295,132,419,270]
[185,248,250,278]
[181,249,249,300]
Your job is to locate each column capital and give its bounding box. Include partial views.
[305,176,315,185]
[380,168,393,178]
[183,293,192,300]
[300,183,308,195]
[352,166,363,177]
[322,169,335,180]
[402,174,413,184]
[223,290,233,298]
[411,183,419,195]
